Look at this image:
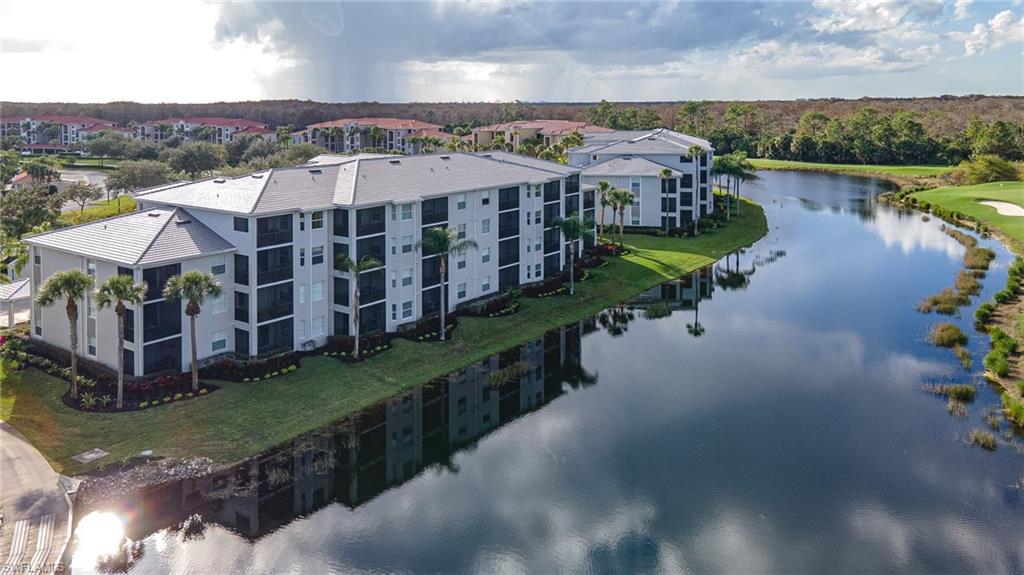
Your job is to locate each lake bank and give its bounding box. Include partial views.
[0,200,768,476]
[750,158,952,190]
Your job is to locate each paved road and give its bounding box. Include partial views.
[0,422,68,573]
[58,169,112,213]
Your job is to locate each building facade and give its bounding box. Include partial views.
[569,128,714,228]
[25,153,594,377]
[472,120,611,150]
[137,117,272,144]
[298,118,445,154]
[1,115,119,146]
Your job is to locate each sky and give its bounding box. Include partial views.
[0,0,1021,103]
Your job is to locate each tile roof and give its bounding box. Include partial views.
[143,117,266,128]
[24,208,235,266]
[0,279,30,302]
[474,151,581,176]
[574,128,713,156]
[409,128,457,141]
[79,125,133,133]
[474,120,612,136]
[581,156,684,178]
[306,117,442,130]
[27,115,115,126]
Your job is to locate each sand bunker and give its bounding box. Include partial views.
[979,200,1024,217]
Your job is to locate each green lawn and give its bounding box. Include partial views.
[2,201,768,475]
[59,157,122,170]
[913,181,1024,249]
[58,197,137,227]
[750,158,953,178]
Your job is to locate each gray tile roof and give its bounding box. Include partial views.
[572,128,713,156]
[136,173,270,213]
[24,208,234,266]
[581,156,684,177]
[0,279,30,302]
[473,151,581,176]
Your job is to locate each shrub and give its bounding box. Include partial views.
[963,247,996,271]
[954,155,1021,185]
[954,271,981,296]
[975,302,996,323]
[138,402,148,409]
[917,288,967,314]
[174,393,183,400]
[199,388,208,395]
[929,323,967,347]
[968,429,997,451]
[1001,393,1024,426]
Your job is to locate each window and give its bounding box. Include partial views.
[535,263,542,278]
[457,258,466,270]
[257,283,293,323]
[257,318,293,355]
[482,247,491,263]
[118,266,133,278]
[234,254,249,285]
[401,203,413,220]
[143,263,181,300]
[631,181,640,196]
[312,281,324,302]
[299,248,306,267]
[313,316,325,337]
[212,330,227,351]
[401,235,413,253]
[311,246,324,265]
[535,238,542,253]
[391,271,397,288]
[334,277,349,306]
[235,328,249,356]
[402,268,413,286]
[211,293,226,314]
[481,218,490,234]
[498,186,519,211]
[211,255,226,275]
[143,337,181,375]
[299,284,306,304]
[543,181,559,202]
[390,205,397,221]
[534,210,541,225]
[356,206,386,236]
[481,275,491,292]
[311,211,324,229]
[143,300,181,341]
[457,282,467,299]
[682,174,694,188]
[124,309,135,343]
[233,217,248,232]
[86,259,96,276]
[299,212,305,231]
[457,193,466,209]
[390,238,397,255]
[391,304,397,321]
[357,235,387,265]
[481,190,490,206]
[526,266,531,279]
[333,208,349,236]
[360,269,387,303]
[457,223,466,239]
[235,292,249,322]
[499,211,519,239]
[421,198,448,225]
[402,300,413,319]
[334,311,350,336]
[257,215,292,247]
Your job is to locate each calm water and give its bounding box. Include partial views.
[74,172,1024,574]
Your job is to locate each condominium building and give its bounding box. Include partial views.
[137,117,272,144]
[299,118,444,154]
[472,120,612,150]
[24,152,593,377]
[569,128,714,228]
[1,115,118,146]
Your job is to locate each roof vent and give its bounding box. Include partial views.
[309,169,322,175]
[439,155,450,160]
[251,173,264,179]
[213,178,226,183]
[176,219,192,226]
[388,159,401,164]
[147,212,161,217]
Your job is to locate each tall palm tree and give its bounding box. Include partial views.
[551,214,596,295]
[368,126,386,149]
[333,254,383,358]
[609,188,634,250]
[416,227,478,341]
[731,152,757,216]
[659,168,674,232]
[162,270,222,392]
[35,269,94,399]
[595,180,612,237]
[95,274,147,408]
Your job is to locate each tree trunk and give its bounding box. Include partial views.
[599,203,606,237]
[353,282,361,358]
[568,240,576,296]
[618,208,625,250]
[439,256,448,341]
[116,304,125,409]
[66,299,79,399]
[188,309,199,392]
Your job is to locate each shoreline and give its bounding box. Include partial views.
[750,159,951,191]
[1,200,769,476]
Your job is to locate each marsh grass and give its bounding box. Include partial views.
[953,345,972,370]
[947,398,968,418]
[926,383,977,402]
[964,247,997,270]
[929,323,967,347]
[984,407,1002,431]
[917,288,968,314]
[983,327,1018,377]
[969,429,998,450]
[954,271,981,296]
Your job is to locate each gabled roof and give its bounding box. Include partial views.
[473,120,611,136]
[581,156,683,178]
[573,128,713,156]
[23,208,234,266]
[307,117,442,130]
[16,115,116,126]
[0,279,30,302]
[474,150,581,176]
[143,117,266,128]
[137,153,566,214]
[409,128,456,141]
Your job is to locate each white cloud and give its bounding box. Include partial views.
[727,40,936,78]
[958,9,1024,56]
[953,0,974,20]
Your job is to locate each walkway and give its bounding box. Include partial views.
[0,422,69,574]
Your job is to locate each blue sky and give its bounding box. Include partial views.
[1,1,1021,103]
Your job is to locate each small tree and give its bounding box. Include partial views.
[609,188,634,250]
[416,227,478,341]
[35,269,95,399]
[106,160,173,205]
[551,214,596,295]
[333,254,383,358]
[596,180,612,237]
[63,182,104,212]
[162,270,222,391]
[167,142,226,178]
[96,275,147,408]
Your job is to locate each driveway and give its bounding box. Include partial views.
[58,169,111,212]
[0,422,69,573]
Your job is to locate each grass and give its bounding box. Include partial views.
[913,182,1024,251]
[929,323,967,348]
[968,429,998,451]
[953,345,972,370]
[917,288,968,315]
[926,383,977,402]
[750,159,953,178]
[57,197,137,227]
[0,199,768,474]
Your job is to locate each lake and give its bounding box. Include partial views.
[72,171,1024,574]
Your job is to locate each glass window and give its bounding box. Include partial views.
[457,282,467,299]
[421,198,448,225]
[313,316,325,337]
[143,263,180,301]
[212,330,226,351]
[211,255,226,275]
[534,210,541,225]
[401,235,413,253]
[257,318,293,355]
[481,190,490,206]
[233,217,248,232]
[312,246,324,265]
[299,212,305,231]
[402,268,413,286]
[234,292,249,323]
[682,174,694,188]
[143,337,181,375]
[401,203,413,220]
[211,293,226,314]
[356,206,386,236]
[312,281,324,301]
[481,275,491,292]
[257,215,292,247]
[86,259,96,276]
[481,218,490,234]
[333,277,349,306]
[402,300,413,319]
[234,254,249,285]
[357,235,387,266]
[482,247,490,263]
[235,328,249,356]
[333,208,349,236]
[257,283,293,323]
[457,258,466,270]
[498,186,519,211]
[457,193,467,209]
[299,284,306,304]
[299,248,306,267]
[457,223,466,239]
[311,211,324,229]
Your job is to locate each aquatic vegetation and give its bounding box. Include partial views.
[954,271,981,296]
[975,302,996,324]
[929,323,967,347]
[643,302,672,320]
[953,345,972,370]
[926,383,976,402]
[968,429,998,450]
[917,288,968,314]
[1002,393,1024,426]
[947,398,968,418]
[963,247,996,270]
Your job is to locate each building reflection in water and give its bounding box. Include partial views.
[103,321,596,546]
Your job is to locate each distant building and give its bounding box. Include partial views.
[299,118,444,154]
[569,128,714,228]
[472,120,612,151]
[1,115,118,146]
[137,117,272,144]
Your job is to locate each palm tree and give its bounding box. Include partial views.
[596,180,612,237]
[731,152,757,216]
[551,214,596,296]
[162,270,222,392]
[35,269,94,399]
[416,227,478,341]
[368,126,386,149]
[96,275,147,408]
[609,188,634,250]
[659,168,674,232]
[333,254,383,358]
